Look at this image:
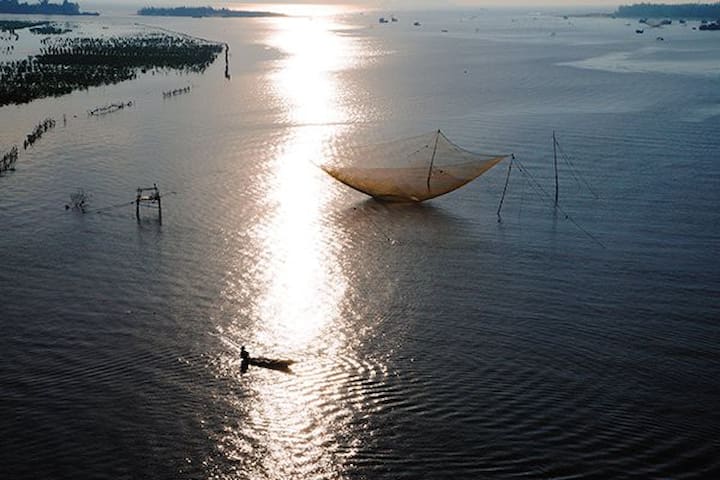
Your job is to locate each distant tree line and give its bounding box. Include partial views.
[137,6,283,18]
[0,0,97,16]
[615,3,720,18]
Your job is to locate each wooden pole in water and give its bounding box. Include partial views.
[135,188,141,220]
[155,183,162,224]
[224,43,230,79]
[497,155,514,221]
[426,129,440,193]
[553,130,559,207]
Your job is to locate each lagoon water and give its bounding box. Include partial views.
[1,8,719,479]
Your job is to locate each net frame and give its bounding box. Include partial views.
[322,130,509,202]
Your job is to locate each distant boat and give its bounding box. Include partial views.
[636,29,644,34]
[699,21,720,31]
[645,19,672,28]
[391,15,398,22]
[413,21,421,26]
[379,17,389,24]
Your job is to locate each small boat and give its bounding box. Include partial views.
[699,21,720,31]
[247,357,295,372]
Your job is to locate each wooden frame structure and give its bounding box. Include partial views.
[135,183,162,222]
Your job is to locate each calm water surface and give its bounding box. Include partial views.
[1,9,719,479]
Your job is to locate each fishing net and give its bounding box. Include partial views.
[322,130,509,202]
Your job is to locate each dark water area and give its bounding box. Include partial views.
[1,9,719,479]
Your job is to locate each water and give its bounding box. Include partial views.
[1,9,719,479]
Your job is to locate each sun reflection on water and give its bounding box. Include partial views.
[229,3,361,17]
[256,14,357,351]
[216,14,371,480]
[256,131,346,349]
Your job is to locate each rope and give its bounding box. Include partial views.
[87,192,178,214]
[93,200,135,213]
[496,155,514,221]
[554,139,599,199]
[364,208,397,245]
[514,158,606,249]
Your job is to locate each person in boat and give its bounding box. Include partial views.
[240,345,250,373]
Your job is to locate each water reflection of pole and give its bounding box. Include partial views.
[553,130,559,207]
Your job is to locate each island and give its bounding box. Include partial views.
[137,6,284,18]
[0,0,98,16]
[615,3,720,19]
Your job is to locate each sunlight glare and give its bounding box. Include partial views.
[257,15,353,351]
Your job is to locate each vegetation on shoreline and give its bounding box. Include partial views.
[1,145,18,174]
[23,117,55,149]
[0,33,223,106]
[137,6,284,18]
[29,24,72,35]
[37,34,222,70]
[0,19,49,31]
[615,3,720,18]
[0,60,135,105]
[0,0,98,16]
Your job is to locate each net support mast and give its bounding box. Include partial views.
[553,131,559,207]
[426,129,440,192]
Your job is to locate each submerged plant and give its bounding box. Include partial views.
[67,188,91,212]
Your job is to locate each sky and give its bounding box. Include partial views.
[82,0,700,17]
[86,0,697,8]
[223,0,695,6]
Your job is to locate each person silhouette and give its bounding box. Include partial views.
[240,345,250,373]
